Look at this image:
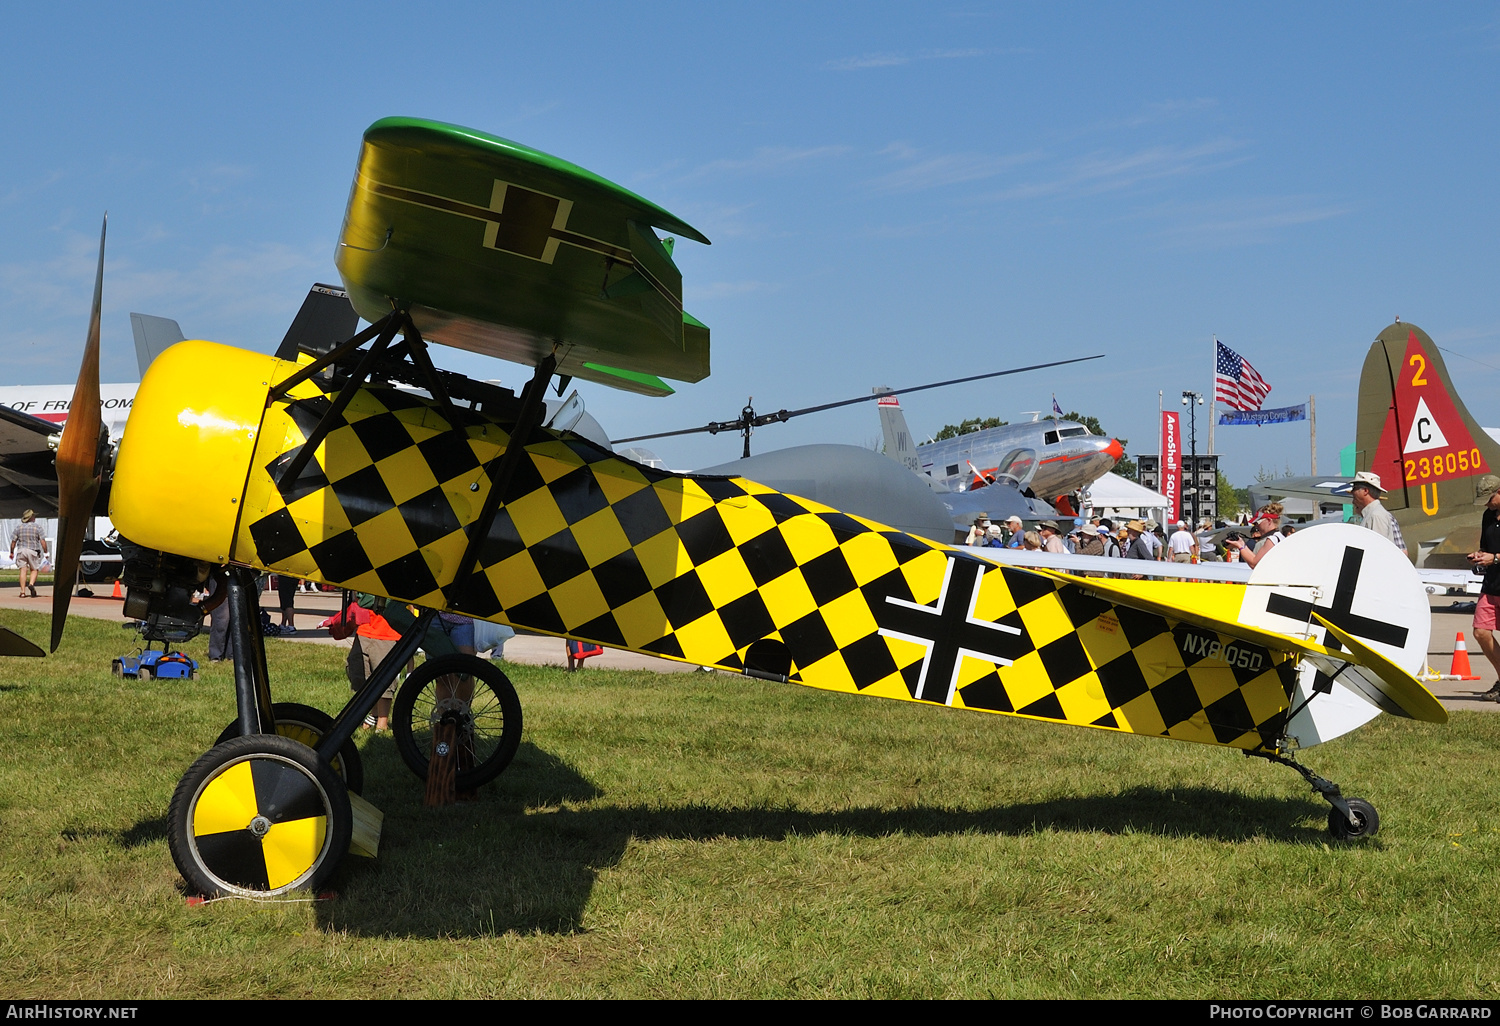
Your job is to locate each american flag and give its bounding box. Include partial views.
[1214,339,1271,411]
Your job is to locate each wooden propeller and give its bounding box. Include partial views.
[50,215,109,652]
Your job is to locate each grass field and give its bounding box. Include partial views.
[2,608,1498,999]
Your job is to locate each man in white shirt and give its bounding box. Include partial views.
[1167,520,1198,564]
[1344,471,1406,554]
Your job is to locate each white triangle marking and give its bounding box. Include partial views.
[1403,396,1449,454]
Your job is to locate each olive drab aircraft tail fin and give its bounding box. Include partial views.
[1356,322,1500,565]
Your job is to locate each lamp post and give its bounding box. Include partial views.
[1181,390,1203,525]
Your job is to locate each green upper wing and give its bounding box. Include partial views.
[336,117,709,394]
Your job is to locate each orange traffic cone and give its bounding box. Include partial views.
[111,578,122,599]
[1447,631,1481,681]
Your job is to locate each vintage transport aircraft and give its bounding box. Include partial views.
[29,117,1447,898]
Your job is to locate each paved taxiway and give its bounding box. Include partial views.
[3,584,1496,704]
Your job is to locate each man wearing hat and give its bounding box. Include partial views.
[1038,521,1066,554]
[1347,471,1405,552]
[1465,474,1500,699]
[9,509,48,599]
[1075,521,1106,561]
[1122,521,1154,561]
[965,513,992,548]
[1141,519,1163,560]
[1004,515,1025,548]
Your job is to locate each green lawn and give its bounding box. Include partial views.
[1,609,1497,999]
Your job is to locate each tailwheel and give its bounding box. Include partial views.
[1328,798,1380,841]
[392,654,522,790]
[214,701,364,795]
[168,734,352,898]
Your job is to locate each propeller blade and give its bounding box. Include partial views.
[50,215,108,652]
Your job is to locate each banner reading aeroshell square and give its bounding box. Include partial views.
[1160,411,1181,525]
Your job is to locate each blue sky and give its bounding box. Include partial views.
[3,3,1497,484]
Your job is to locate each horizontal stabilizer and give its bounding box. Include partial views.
[1311,614,1448,724]
[1030,569,1324,657]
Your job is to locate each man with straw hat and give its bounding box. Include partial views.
[9,510,47,598]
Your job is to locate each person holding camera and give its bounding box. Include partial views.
[1225,517,1281,568]
[1465,475,1500,699]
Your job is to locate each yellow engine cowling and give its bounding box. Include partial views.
[111,340,282,564]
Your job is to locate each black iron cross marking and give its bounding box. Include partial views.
[875,556,1032,705]
[1264,545,1409,649]
[368,179,632,266]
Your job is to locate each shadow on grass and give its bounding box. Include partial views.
[316,744,1334,939]
[59,817,170,849]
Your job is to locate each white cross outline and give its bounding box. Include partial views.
[876,556,1024,706]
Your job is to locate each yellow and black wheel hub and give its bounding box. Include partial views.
[168,734,352,897]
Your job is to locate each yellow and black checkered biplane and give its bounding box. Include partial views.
[38,120,1446,899]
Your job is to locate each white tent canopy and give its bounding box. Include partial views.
[1084,472,1171,520]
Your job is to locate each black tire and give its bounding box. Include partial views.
[215,702,364,795]
[110,659,122,677]
[168,734,352,898]
[79,541,113,583]
[392,655,522,790]
[1328,798,1380,841]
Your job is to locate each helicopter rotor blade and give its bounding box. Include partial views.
[774,355,1105,420]
[610,354,1105,446]
[611,418,748,444]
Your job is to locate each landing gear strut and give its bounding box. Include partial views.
[160,331,556,896]
[165,566,437,897]
[1248,748,1380,841]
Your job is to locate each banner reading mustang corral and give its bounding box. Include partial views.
[1219,404,1307,427]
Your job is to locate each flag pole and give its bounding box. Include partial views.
[1208,336,1217,456]
[1309,394,1317,475]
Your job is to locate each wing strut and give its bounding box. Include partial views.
[271,314,402,491]
[446,354,559,608]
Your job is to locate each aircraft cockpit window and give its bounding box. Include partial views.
[1058,426,1088,439]
[1043,431,1059,445]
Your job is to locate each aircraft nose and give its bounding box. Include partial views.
[1104,438,1125,462]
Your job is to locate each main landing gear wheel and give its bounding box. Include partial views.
[214,701,364,795]
[1328,798,1380,841]
[168,734,352,898]
[392,654,522,790]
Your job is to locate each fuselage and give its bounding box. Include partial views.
[918,420,1124,499]
[0,383,137,442]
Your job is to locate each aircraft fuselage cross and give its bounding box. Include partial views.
[1264,545,1409,650]
[875,556,1032,705]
